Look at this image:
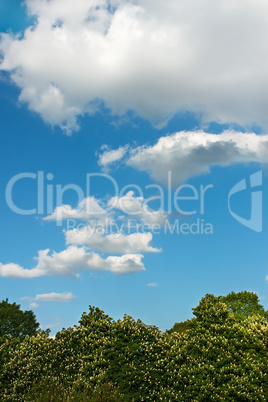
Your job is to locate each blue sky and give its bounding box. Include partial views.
[0,0,267,334]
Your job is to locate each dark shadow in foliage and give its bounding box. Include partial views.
[25,378,126,402]
[220,291,268,320]
[0,298,40,339]
[166,319,192,334]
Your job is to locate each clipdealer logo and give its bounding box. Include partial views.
[228,170,263,233]
[4,170,264,234]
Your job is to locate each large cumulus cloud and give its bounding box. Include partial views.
[98,130,268,185]
[1,0,268,132]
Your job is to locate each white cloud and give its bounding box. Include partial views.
[0,246,145,278]
[0,262,44,278]
[44,194,162,254]
[109,191,166,226]
[34,292,75,302]
[98,145,128,172]
[44,193,166,227]
[125,131,268,185]
[1,0,268,132]
[43,197,108,222]
[147,282,159,287]
[29,302,39,309]
[65,227,161,253]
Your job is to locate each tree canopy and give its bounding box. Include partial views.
[0,298,40,339]
[168,290,267,334]
[220,291,268,320]
[0,292,267,401]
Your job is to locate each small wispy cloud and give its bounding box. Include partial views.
[97,145,128,172]
[21,292,76,307]
[29,302,39,309]
[34,292,76,303]
[43,197,107,222]
[147,282,159,288]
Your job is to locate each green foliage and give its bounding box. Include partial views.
[141,294,268,401]
[192,293,230,324]
[159,312,268,400]
[24,379,126,402]
[168,291,268,333]
[73,306,162,399]
[0,299,39,339]
[0,293,267,401]
[105,315,162,399]
[166,319,192,334]
[221,291,268,320]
